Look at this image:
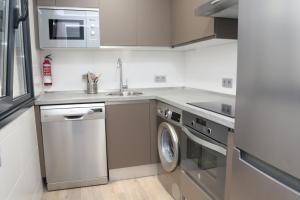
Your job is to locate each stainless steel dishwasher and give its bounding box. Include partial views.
[41,103,108,191]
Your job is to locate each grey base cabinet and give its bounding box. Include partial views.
[106,101,157,169]
[149,100,159,163]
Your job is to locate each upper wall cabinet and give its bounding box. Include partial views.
[137,0,171,46]
[37,0,99,8]
[56,0,99,8]
[99,0,137,46]
[171,0,237,47]
[37,0,236,47]
[172,0,214,46]
[100,0,171,46]
[37,0,55,6]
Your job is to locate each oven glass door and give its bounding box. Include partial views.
[181,127,227,200]
[49,19,84,40]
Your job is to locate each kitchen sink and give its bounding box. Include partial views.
[107,91,143,96]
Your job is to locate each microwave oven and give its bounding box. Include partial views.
[38,7,100,48]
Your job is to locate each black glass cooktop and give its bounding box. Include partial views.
[188,101,235,118]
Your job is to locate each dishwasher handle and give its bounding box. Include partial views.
[64,115,85,121]
[41,104,105,123]
[63,109,97,121]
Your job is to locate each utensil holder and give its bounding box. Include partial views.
[87,82,98,94]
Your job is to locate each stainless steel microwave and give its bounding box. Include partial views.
[38,7,100,48]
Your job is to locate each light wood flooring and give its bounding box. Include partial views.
[42,176,174,200]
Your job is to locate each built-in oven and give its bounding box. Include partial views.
[38,7,100,48]
[181,111,230,200]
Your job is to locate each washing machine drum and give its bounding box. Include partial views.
[158,122,179,172]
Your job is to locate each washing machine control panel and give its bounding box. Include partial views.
[157,102,182,124]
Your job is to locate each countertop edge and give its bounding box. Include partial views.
[35,93,235,129]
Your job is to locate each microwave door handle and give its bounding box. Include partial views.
[182,127,227,156]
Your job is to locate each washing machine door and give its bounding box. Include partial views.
[158,122,179,172]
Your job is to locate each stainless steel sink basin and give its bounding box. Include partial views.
[107,91,143,96]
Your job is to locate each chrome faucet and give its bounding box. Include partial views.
[117,58,127,93]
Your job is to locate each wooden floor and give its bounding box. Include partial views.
[42,176,174,200]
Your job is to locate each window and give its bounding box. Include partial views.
[13,0,27,98]
[0,0,34,126]
[0,0,9,98]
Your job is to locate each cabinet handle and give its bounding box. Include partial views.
[210,0,222,5]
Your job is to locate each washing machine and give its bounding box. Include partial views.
[157,102,183,200]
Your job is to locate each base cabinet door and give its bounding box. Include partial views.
[106,101,151,169]
[149,100,159,163]
[181,171,212,200]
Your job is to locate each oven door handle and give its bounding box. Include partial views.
[182,127,227,156]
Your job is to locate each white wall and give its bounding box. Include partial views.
[40,50,185,92]
[0,108,43,200]
[184,41,238,95]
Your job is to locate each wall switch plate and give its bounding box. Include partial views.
[155,75,167,83]
[222,78,233,88]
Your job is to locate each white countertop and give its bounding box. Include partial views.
[35,87,235,129]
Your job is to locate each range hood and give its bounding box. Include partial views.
[195,0,238,19]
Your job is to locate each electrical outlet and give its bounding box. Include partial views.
[155,75,167,83]
[222,78,233,88]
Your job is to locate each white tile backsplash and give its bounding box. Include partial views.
[183,41,238,95]
[40,49,185,92]
[36,42,238,95]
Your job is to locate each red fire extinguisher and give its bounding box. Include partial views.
[43,54,52,86]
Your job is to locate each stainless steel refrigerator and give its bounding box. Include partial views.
[231,0,300,199]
